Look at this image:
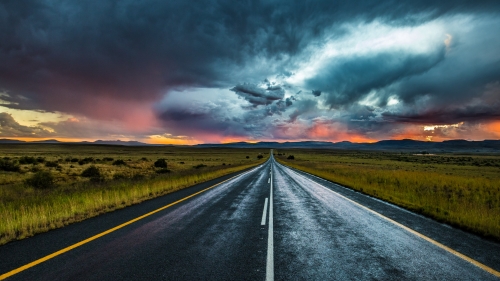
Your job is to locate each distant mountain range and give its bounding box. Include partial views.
[0,139,162,146]
[1,138,499,152]
[195,139,500,152]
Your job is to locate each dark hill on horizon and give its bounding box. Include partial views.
[1,138,499,152]
[195,139,500,152]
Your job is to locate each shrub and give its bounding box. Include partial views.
[193,164,207,169]
[78,157,94,165]
[141,157,148,161]
[0,159,20,172]
[154,159,168,168]
[36,157,45,163]
[103,157,114,161]
[19,156,37,165]
[82,165,104,182]
[45,161,60,168]
[257,155,264,159]
[70,158,79,162]
[179,161,185,164]
[25,171,55,189]
[246,156,249,159]
[287,155,295,160]
[81,166,101,178]
[112,160,127,166]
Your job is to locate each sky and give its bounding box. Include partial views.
[1,1,500,144]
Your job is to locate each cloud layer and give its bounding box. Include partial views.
[1,1,499,142]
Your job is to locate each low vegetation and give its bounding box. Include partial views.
[0,144,267,245]
[276,150,500,241]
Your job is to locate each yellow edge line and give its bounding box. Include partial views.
[0,165,261,280]
[283,164,500,278]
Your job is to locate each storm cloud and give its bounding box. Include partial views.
[1,0,500,142]
[231,83,285,106]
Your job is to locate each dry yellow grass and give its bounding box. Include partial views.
[0,145,268,245]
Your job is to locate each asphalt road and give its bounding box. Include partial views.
[1,152,499,280]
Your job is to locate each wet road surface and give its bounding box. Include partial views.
[1,153,499,280]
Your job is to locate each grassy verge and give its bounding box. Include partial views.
[275,150,500,241]
[0,145,268,245]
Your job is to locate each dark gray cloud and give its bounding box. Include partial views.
[306,49,446,108]
[231,83,285,106]
[289,99,319,123]
[382,104,500,124]
[2,0,499,116]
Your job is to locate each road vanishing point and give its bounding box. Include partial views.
[1,151,500,280]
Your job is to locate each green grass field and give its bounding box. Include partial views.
[0,144,267,245]
[276,150,500,241]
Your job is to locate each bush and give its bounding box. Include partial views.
[246,156,249,159]
[112,160,127,166]
[78,157,94,165]
[257,155,264,159]
[45,161,60,168]
[103,157,114,161]
[141,157,148,161]
[154,159,168,168]
[81,166,101,178]
[70,158,79,163]
[25,171,55,189]
[36,157,45,163]
[19,156,37,165]
[0,159,20,172]
[287,155,295,160]
[193,164,207,169]
[83,169,103,182]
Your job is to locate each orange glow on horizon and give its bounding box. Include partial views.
[486,121,500,135]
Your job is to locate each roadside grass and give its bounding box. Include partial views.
[275,150,500,241]
[0,144,268,245]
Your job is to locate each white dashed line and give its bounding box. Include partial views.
[261,198,269,226]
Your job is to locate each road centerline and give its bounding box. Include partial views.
[261,198,269,226]
[266,160,274,281]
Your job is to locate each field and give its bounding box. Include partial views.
[276,150,500,241]
[0,144,267,245]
